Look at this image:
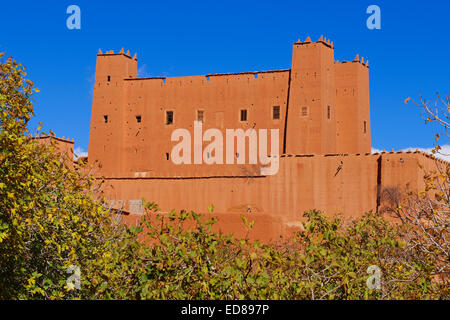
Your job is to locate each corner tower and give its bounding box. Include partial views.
[285,36,337,155]
[88,49,137,176]
[335,56,371,154]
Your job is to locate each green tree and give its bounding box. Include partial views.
[88,205,442,300]
[0,53,128,299]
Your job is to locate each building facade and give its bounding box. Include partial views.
[85,37,442,240]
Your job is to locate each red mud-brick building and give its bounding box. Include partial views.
[82,37,444,240]
[32,134,75,159]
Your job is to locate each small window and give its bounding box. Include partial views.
[166,111,174,125]
[240,109,248,122]
[327,106,331,119]
[103,115,108,123]
[166,152,169,160]
[273,106,280,120]
[364,121,367,134]
[301,107,308,116]
[136,115,142,123]
[107,75,111,82]
[197,110,204,123]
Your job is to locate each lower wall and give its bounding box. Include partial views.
[120,212,291,242]
[102,152,443,241]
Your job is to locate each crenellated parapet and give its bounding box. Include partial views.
[335,54,369,68]
[294,35,334,49]
[97,48,137,61]
[30,133,75,144]
[30,133,74,160]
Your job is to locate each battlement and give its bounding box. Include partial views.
[120,69,291,90]
[97,48,137,61]
[123,69,290,81]
[204,69,290,78]
[294,35,334,49]
[30,134,74,160]
[335,54,369,69]
[30,133,74,144]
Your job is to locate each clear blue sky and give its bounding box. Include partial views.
[1,0,449,155]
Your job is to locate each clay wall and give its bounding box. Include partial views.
[88,51,137,176]
[335,59,371,154]
[102,154,379,221]
[32,135,74,160]
[120,70,289,177]
[88,38,371,178]
[104,152,442,218]
[285,38,337,155]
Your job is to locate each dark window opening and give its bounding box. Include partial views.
[166,111,174,125]
[240,109,248,121]
[107,75,111,82]
[273,106,280,120]
[301,107,308,116]
[166,152,169,160]
[103,115,108,123]
[197,110,204,123]
[364,121,367,134]
[136,115,141,123]
[327,106,331,119]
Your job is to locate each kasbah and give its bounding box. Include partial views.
[34,36,447,241]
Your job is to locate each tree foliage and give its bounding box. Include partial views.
[83,206,444,299]
[0,54,127,299]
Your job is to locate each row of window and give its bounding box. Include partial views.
[102,106,341,125]
[103,107,281,125]
[300,106,332,119]
[103,110,367,133]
